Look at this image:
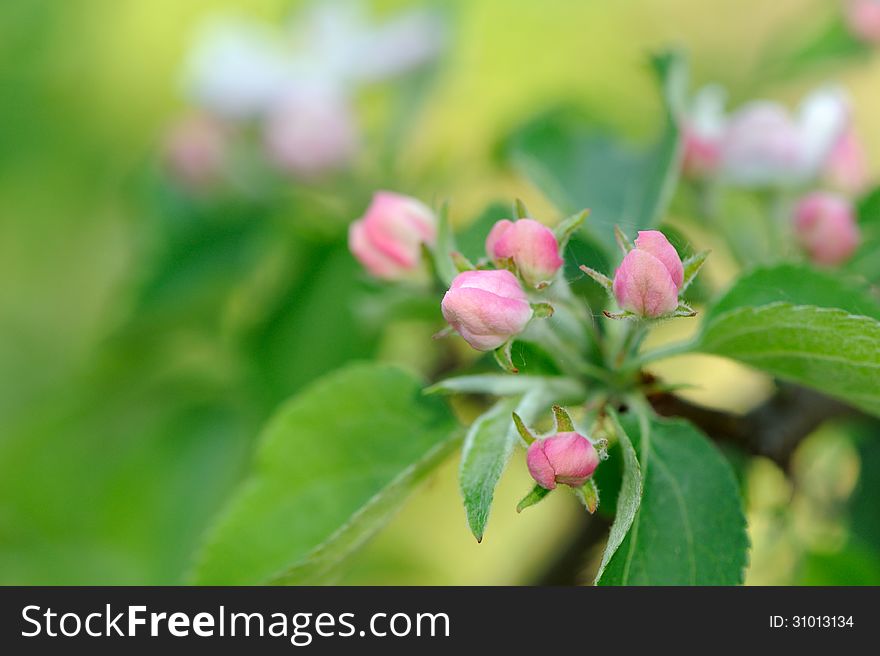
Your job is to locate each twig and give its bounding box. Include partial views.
[647,382,857,469]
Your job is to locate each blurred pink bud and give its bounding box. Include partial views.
[613,230,682,318]
[348,191,436,280]
[485,219,564,287]
[264,87,359,178]
[682,85,727,179]
[793,192,860,266]
[163,114,229,189]
[527,432,599,490]
[441,270,533,351]
[825,129,870,195]
[683,127,723,179]
[845,0,880,43]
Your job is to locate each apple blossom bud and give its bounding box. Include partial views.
[612,230,682,318]
[825,128,870,195]
[264,86,359,178]
[441,270,533,351]
[348,191,437,280]
[793,192,860,266]
[845,0,880,43]
[163,113,229,189]
[527,432,599,490]
[485,219,564,287]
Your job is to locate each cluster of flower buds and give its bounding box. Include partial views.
[164,1,445,187]
[845,0,880,44]
[514,406,606,513]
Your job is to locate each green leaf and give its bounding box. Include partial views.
[459,396,522,542]
[849,186,880,282]
[698,303,880,417]
[553,209,590,250]
[459,385,564,541]
[502,51,687,254]
[598,414,749,585]
[433,202,458,286]
[680,250,709,293]
[704,263,880,324]
[424,374,584,398]
[270,434,461,584]
[594,410,642,583]
[191,363,457,584]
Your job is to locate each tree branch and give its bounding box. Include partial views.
[647,383,857,469]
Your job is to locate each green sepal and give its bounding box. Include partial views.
[493,340,518,374]
[552,404,575,432]
[574,478,600,514]
[516,484,552,513]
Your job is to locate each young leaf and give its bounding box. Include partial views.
[513,198,530,219]
[594,410,642,583]
[191,363,457,584]
[554,209,590,251]
[516,484,551,513]
[698,303,880,417]
[432,202,458,286]
[459,397,522,542]
[424,374,585,399]
[598,414,748,585]
[680,250,709,293]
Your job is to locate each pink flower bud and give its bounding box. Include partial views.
[348,191,437,280]
[793,192,860,266]
[163,114,229,189]
[612,231,682,318]
[527,432,599,490]
[845,0,880,43]
[264,87,359,178]
[825,128,870,195]
[441,270,533,351]
[485,219,564,287]
[682,85,727,179]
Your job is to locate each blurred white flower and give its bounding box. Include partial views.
[718,87,849,188]
[287,1,446,87]
[183,17,293,119]
[177,2,446,182]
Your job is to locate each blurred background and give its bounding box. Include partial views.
[1,0,878,585]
